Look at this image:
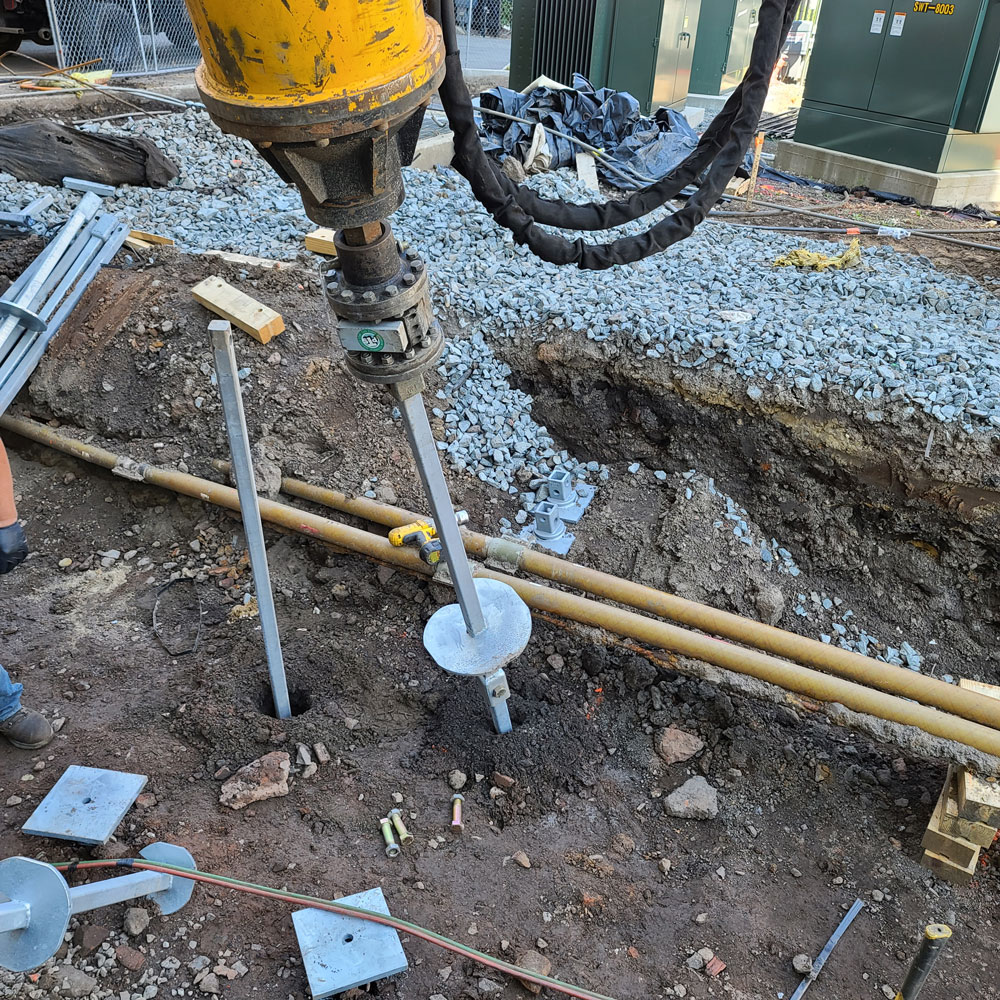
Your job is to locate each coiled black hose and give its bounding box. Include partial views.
[434,0,802,268]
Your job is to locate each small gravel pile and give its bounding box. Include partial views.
[434,333,605,525]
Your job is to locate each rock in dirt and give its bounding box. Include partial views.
[219,751,291,810]
[656,728,705,765]
[198,973,221,995]
[663,776,719,820]
[516,949,552,994]
[73,924,109,955]
[512,850,532,869]
[610,832,636,856]
[448,769,468,790]
[124,906,150,936]
[43,966,98,998]
[479,978,503,993]
[658,858,672,875]
[792,953,813,974]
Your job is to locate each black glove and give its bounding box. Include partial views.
[0,522,27,575]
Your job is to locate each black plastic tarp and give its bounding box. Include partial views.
[477,74,724,190]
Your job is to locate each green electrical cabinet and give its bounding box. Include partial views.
[510,0,702,112]
[689,0,760,98]
[795,0,1000,172]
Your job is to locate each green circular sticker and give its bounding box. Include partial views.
[357,328,384,352]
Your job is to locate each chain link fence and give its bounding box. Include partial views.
[454,0,511,72]
[45,0,199,76]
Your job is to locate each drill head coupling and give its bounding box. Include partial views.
[326,221,442,397]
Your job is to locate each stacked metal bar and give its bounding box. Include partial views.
[0,194,55,240]
[0,193,128,414]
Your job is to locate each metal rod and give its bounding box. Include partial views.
[789,898,864,1000]
[208,320,292,720]
[0,902,28,934]
[397,391,486,636]
[69,871,171,915]
[897,924,952,999]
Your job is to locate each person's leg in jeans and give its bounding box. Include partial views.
[0,664,23,722]
[0,435,53,749]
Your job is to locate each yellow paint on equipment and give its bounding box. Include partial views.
[181,0,443,118]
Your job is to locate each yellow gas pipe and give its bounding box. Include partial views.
[5,414,1000,759]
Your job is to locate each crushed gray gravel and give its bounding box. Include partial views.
[2,109,998,439]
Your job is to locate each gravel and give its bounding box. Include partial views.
[434,333,602,520]
[3,109,1000,438]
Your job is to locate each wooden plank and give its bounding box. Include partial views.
[957,767,1000,826]
[203,249,296,272]
[575,151,600,192]
[124,236,154,252]
[957,677,1000,701]
[191,276,284,345]
[129,229,174,246]
[304,228,337,256]
[921,847,978,886]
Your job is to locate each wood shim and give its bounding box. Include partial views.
[129,229,174,245]
[304,228,337,255]
[191,276,284,345]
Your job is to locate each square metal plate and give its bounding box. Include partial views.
[21,766,148,845]
[292,888,408,999]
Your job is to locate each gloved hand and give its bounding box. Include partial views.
[0,522,27,575]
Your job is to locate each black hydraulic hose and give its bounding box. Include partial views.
[475,0,800,231]
[435,0,801,267]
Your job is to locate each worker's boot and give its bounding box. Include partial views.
[0,707,54,749]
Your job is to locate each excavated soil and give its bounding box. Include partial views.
[0,230,997,1000]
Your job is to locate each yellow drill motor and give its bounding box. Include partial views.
[389,520,442,566]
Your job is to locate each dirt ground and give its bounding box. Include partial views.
[2,179,1000,1000]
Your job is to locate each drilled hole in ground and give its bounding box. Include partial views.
[256,684,313,718]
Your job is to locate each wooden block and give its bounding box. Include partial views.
[942,793,998,847]
[304,228,337,255]
[921,847,978,886]
[957,767,1000,826]
[957,677,1000,701]
[575,151,600,192]
[129,229,174,245]
[124,236,153,252]
[923,794,980,867]
[191,276,284,345]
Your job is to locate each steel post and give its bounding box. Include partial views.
[69,870,172,915]
[397,391,485,636]
[208,320,292,720]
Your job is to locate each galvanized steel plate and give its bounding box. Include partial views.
[22,766,148,845]
[292,888,407,998]
[423,578,532,678]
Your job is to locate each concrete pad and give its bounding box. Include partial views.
[411,132,455,172]
[774,140,1000,209]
